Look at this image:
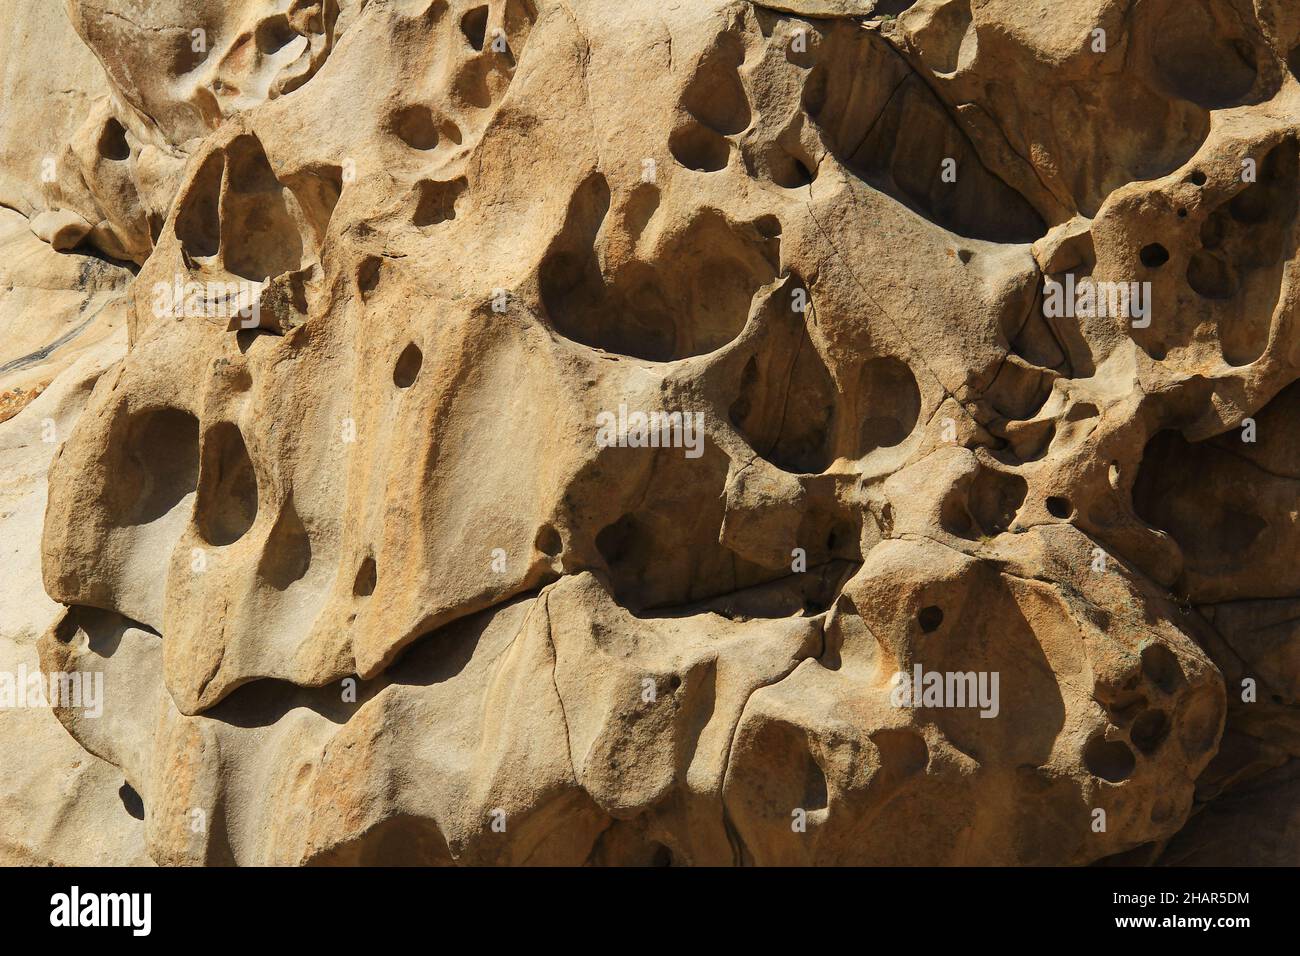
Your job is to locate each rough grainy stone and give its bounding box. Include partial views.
[1,0,1298,865]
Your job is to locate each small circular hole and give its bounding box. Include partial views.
[1045,496,1072,519]
[353,556,376,597]
[1176,208,1188,218]
[98,118,131,161]
[1139,243,1169,268]
[390,105,439,151]
[118,782,144,820]
[393,343,422,388]
[1187,170,1207,186]
[918,606,943,633]
[536,524,562,556]
[358,256,381,297]
[1141,643,1183,693]
[1083,735,1136,783]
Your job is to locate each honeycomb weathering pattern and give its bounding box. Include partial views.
[2,0,1300,865]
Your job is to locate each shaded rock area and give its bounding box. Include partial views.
[1,0,1299,865]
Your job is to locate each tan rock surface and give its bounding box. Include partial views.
[0,227,143,865]
[1,0,1298,864]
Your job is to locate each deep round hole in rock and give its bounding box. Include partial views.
[393,343,423,388]
[1139,243,1169,268]
[1046,496,1073,519]
[353,556,377,597]
[1083,735,1136,783]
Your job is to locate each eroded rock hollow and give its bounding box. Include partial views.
[1,0,1298,865]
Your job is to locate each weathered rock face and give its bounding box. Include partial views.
[2,0,1299,865]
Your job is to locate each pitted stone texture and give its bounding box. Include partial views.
[1,0,1298,864]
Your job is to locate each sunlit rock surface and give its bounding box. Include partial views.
[2,0,1299,865]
